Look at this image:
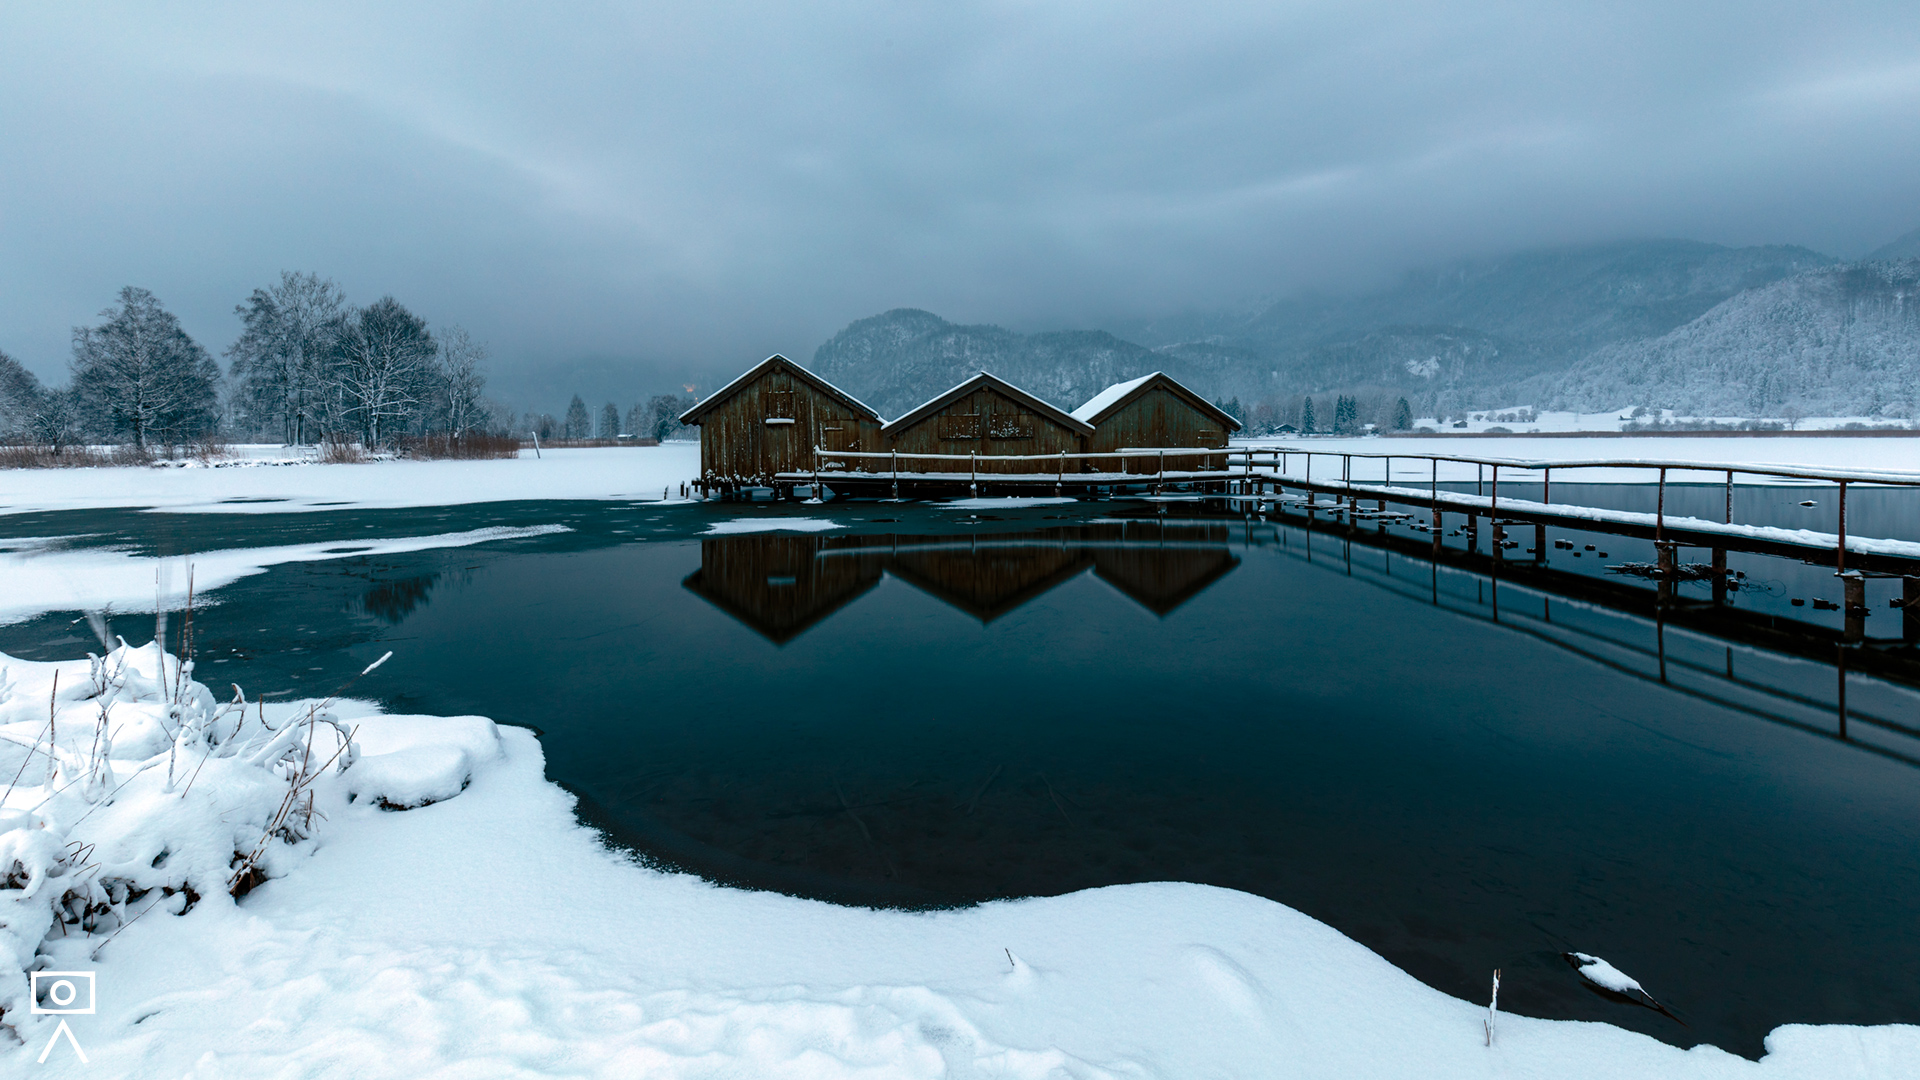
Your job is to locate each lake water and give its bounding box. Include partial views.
[3,488,1918,1057]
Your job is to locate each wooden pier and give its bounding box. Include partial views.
[776,445,1920,623]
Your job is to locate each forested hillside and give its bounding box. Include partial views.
[1553,260,1920,417]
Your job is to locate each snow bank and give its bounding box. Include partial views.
[3,647,1916,1076]
[0,444,701,517]
[0,525,570,627]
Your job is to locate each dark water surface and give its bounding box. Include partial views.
[4,491,1920,1057]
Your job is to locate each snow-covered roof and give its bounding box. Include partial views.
[1070,373,1159,423]
[1070,371,1243,431]
[679,355,882,425]
[882,371,1094,435]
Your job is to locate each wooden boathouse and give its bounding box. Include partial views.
[1071,372,1240,473]
[880,372,1094,473]
[678,354,882,492]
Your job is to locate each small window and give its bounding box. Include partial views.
[766,390,795,419]
[988,414,1034,439]
[938,414,981,440]
[1197,429,1219,446]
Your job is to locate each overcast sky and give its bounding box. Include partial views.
[4,2,1918,399]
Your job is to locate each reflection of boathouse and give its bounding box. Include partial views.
[681,535,889,644]
[684,524,1240,642]
[680,357,1237,494]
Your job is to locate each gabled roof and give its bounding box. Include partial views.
[881,372,1095,436]
[679,354,882,425]
[1070,371,1243,432]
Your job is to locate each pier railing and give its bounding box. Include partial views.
[807,446,1229,488]
[1232,446,1920,575]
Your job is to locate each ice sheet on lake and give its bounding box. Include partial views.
[0,525,570,626]
[703,517,844,535]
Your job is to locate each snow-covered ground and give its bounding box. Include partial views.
[0,444,701,516]
[1239,435,1920,484]
[7,437,1917,524]
[3,645,1915,1078]
[1402,410,1912,435]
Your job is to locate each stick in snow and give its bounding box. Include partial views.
[1485,968,1500,1046]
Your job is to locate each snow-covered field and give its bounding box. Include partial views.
[1405,410,1912,435]
[0,444,701,516]
[3,645,1916,1078]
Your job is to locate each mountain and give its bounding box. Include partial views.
[1553,260,1920,417]
[1867,226,1920,262]
[808,239,1914,425]
[810,309,1191,418]
[1118,240,1834,405]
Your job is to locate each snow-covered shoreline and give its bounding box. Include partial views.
[0,444,702,517]
[6,437,1920,524]
[3,645,1917,1077]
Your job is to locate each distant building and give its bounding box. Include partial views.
[1071,372,1241,473]
[881,372,1093,473]
[678,354,882,492]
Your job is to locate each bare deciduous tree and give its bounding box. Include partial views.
[0,349,42,440]
[436,326,490,434]
[334,297,436,448]
[70,287,220,448]
[227,272,346,445]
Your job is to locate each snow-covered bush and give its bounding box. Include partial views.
[0,641,376,1039]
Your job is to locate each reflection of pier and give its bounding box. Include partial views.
[1251,511,1920,770]
[683,523,1240,640]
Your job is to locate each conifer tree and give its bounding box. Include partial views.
[564,395,590,439]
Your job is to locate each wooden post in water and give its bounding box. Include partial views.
[891,450,899,499]
[1656,466,1666,545]
[1431,458,1442,556]
[1656,541,1675,605]
[1535,523,1547,562]
[1837,481,1849,573]
[970,451,978,497]
[1724,470,1734,523]
[1843,571,1866,643]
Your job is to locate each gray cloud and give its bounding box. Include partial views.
[4,1,1918,401]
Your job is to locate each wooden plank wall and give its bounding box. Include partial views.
[697,367,883,486]
[884,386,1086,473]
[1087,385,1229,473]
